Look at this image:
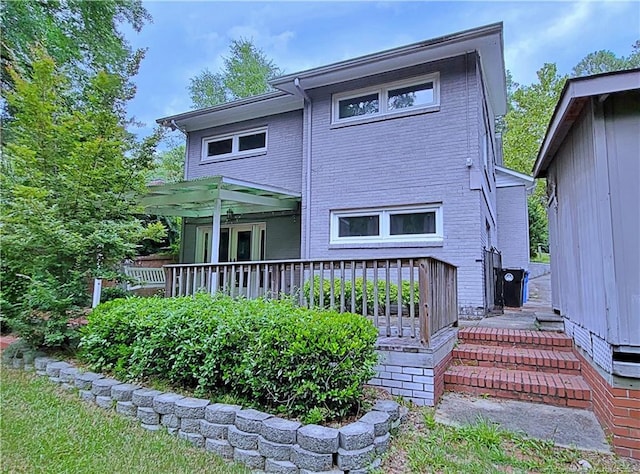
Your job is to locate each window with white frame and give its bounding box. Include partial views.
[330,205,443,244]
[332,73,439,124]
[202,127,267,161]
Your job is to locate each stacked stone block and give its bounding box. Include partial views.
[21,357,404,473]
[176,397,210,447]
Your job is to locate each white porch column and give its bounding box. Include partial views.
[210,198,221,293]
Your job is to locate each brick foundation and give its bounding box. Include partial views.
[370,328,456,406]
[576,350,640,460]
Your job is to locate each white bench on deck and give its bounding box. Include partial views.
[124,266,166,290]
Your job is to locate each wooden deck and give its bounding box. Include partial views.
[162,257,458,346]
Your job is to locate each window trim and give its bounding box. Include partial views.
[201,127,268,162]
[332,73,440,124]
[330,204,443,244]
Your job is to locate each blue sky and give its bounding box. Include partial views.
[124,0,640,140]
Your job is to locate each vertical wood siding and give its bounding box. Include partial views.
[549,94,640,346]
[603,92,640,345]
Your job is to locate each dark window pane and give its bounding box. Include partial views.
[387,82,434,110]
[338,215,379,237]
[236,230,252,261]
[239,132,266,152]
[218,229,229,262]
[390,212,436,235]
[208,138,232,156]
[338,93,379,119]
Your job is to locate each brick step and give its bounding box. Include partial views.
[458,327,573,351]
[452,344,581,375]
[444,365,591,408]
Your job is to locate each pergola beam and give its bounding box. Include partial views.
[140,175,300,218]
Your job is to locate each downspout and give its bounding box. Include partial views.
[294,78,313,259]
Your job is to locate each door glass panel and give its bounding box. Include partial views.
[202,232,210,263]
[236,230,252,261]
[218,228,230,262]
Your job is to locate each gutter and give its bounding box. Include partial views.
[294,78,313,259]
[156,91,289,126]
[270,23,503,88]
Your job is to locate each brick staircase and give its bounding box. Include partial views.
[444,328,592,408]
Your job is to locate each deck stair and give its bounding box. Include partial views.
[445,328,592,408]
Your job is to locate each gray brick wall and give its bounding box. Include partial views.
[303,54,487,312]
[180,53,508,312]
[185,110,303,192]
[496,185,529,269]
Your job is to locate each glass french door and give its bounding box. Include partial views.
[196,223,265,264]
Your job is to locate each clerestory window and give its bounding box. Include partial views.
[332,73,439,124]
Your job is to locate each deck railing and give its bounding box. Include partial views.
[163,257,457,345]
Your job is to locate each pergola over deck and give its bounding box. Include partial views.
[138,176,458,348]
[140,176,301,263]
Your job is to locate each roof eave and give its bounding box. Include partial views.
[271,23,506,115]
[156,91,303,132]
[533,68,640,178]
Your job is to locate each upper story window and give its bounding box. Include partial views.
[330,204,443,244]
[332,73,439,124]
[202,127,267,161]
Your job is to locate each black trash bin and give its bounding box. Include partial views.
[499,268,525,307]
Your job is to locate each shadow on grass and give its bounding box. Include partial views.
[0,368,250,474]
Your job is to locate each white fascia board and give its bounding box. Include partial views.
[156,93,303,132]
[271,23,506,115]
[495,166,535,185]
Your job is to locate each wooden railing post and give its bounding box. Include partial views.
[418,258,430,346]
[164,267,173,297]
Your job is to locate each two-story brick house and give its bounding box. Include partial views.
[142,22,532,316]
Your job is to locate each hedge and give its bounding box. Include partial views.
[79,294,378,419]
[303,276,419,314]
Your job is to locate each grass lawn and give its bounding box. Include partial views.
[531,252,551,263]
[378,408,639,474]
[0,368,249,474]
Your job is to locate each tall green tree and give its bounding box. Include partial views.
[189,39,282,108]
[503,63,567,173]
[1,51,163,347]
[503,40,639,257]
[0,0,150,94]
[572,41,640,77]
[503,64,566,256]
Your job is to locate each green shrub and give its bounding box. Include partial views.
[99,286,131,303]
[303,276,418,314]
[5,275,83,350]
[79,294,378,419]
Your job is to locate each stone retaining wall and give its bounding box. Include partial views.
[15,357,406,473]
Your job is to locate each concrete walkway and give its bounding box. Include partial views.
[460,273,553,330]
[435,393,611,453]
[444,273,612,453]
